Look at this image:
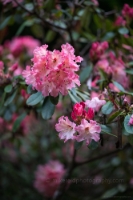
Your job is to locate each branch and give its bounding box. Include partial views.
[13,0,67,31]
[52,148,77,200]
[75,143,130,167]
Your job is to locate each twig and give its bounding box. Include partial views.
[52,148,77,200]
[116,117,122,149]
[13,0,67,31]
[75,143,129,167]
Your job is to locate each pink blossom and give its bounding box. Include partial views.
[9,36,40,57]
[34,160,65,197]
[85,97,106,112]
[122,4,133,18]
[55,116,76,142]
[114,16,126,26]
[84,108,94,120]
[76,119,101,145]
[128,114,133,126]
[0,61,4,70]
[22,43,83,97]
[89,41,109,61]
[95,59,112,74]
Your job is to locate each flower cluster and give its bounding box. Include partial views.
[95,52,129,90]
[55,97,105,145]
[122,4,133,19]
[34,160,65,197]
[89,41,109,61]
[114,4,133,27]
[22,43,83,97]
[114,16,126,27]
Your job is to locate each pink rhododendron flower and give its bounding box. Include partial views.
[76,119,101,145]
[55,116,76,142]
[128,114,133,126]
[95,59,112,74]
[22,43,83,97]
[9,36,40,57]
[71,102,94,123]
[85,97,106,112]
[34,160,65,197]
[89,41,108,61]
[122,4,133,18]
[114,16,126,26]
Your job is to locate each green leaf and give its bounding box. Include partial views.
[101,187,118,199]
[68,89,82,103]
[12,113,26,133]
[88,140,99,150]
[127,61,133,67]
[101,101,114,115]
[112,81,125,92]
[27,85,33,94]
[0,16,12,30]
[74,141,83,150]
[127,135,133,146]
[125,69,133,75]
[41,97,55,120]
[50,95,59,105]
[26,92,44,106]
[102,32,115,41]
[124,115,133,134]
[118,27,129,35]
[4,84,13,93]
[16,20,34,36]
[4,90,17,106]
[79,65,92,83]
[101,124,117,137]
[107,110,124,123]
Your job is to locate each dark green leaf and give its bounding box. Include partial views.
[74,141,83,150]
[107,110,124,123]
[88,140,99,150]
[0,16,12,30]
[80,65,92,83]
[4,90,17,106]
[101,187,118,199]
[12,113,26,133]
[4,85,13,93]
[50,95,59,105]
[112,81,125,92]
[101,101,114,115]
[127,135,133,146]
[124,115,133,134]
[26,92,44,106]
[41,97,55,119]
[101,124,117,137]
[125,69,133,75]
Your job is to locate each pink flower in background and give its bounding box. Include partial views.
[22,43,83,97]
[55,116,76,142]
[9,36,40,57]
[128,114,133,126]
[89,41,108,61]
[34,160,65,197]
[95,59,112,74]
[85,97,106,112]
[122,4,133,18]
[1,0,23,6]
[114,16,126,26]
[76,119,101,145]
[91,0,99,6]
